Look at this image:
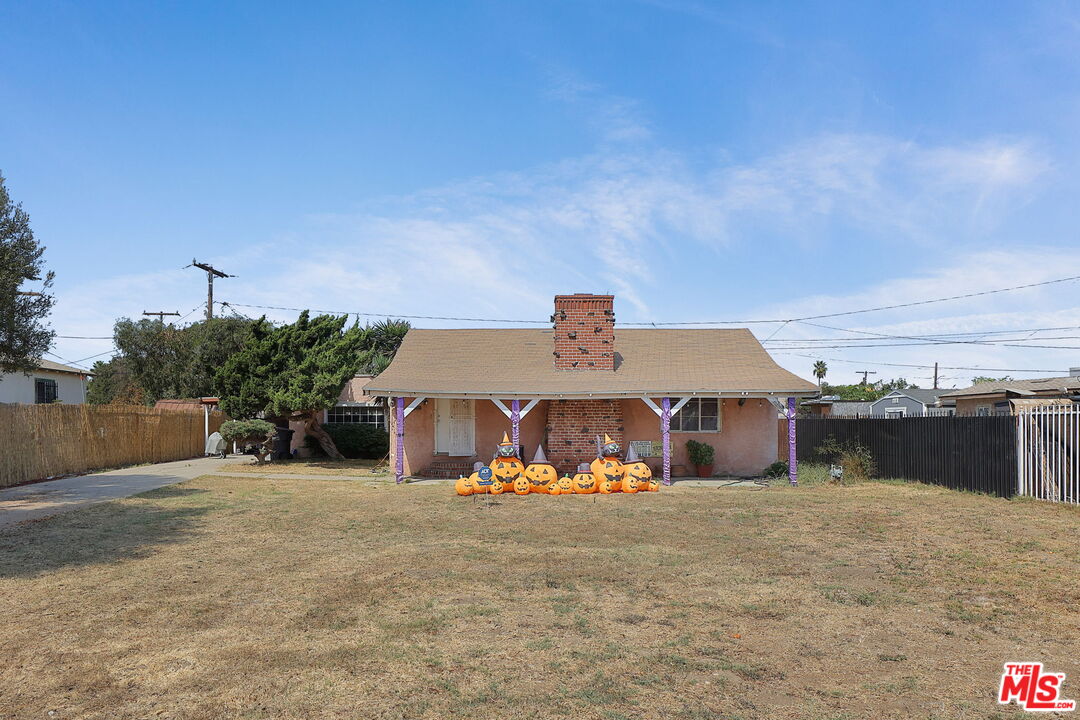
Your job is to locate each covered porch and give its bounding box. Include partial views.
[381,392,803,485]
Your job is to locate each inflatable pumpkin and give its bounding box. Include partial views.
[547,480,561,496]
[597,476,618,494]
[454,475,473,496]
[513,476,530,495]
[468,462,493,494]
[572,463,597,494]
[646,477,660,492]
[590,435,624,490]
[621,445,650,494]
[490,432,525,485]
[524,445,557,494]
[489,478,505,495]
[556,474,573,494]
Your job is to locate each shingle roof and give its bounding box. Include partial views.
[878,388,949,404]
[940,376,1080,398]
[37,359,89,376]
[828,401,874,417]
[364,328,817,398]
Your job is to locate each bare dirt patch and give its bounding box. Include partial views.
[1,476,1077,719]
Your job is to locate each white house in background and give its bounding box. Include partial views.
[0,359,90,405]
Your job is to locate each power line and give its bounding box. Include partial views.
[56,335,114,340]
[218,300,553,324]
[773,351,1070,374]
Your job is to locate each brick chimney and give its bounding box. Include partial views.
[552,293,615,371]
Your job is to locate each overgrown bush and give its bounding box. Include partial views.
[813,435,875,483]
[686,439,715,466]
[763,461,788,478]
[219,419,275,444]
[304,423,389,459]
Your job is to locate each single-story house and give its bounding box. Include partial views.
[363,293,818,483]
[941,370,1080,416]
[869,388,955,418]
[0,359,90,405]
[802,397,874,418]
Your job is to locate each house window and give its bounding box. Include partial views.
[976,406,991,417]
[326,405,385,426]
[670,398,720,432]
[884,407,906,419]
[34,378,58,404]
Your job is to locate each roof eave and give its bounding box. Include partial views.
[362,388,820,400]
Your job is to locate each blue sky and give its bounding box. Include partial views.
[2,1,1079,386]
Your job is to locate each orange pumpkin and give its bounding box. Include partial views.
[646,477,660,492]
[556,474,573,494]
[469,462,493,494]
[572,463,596,494]
[489,479,505,495]
[513,476,530,495]
[547,480,561,496]
[523,445,557,494]
[490,432,525,487]
[454,475,473,496]
[597,476,618,494]
[621,446,650,493]
[591,457,623,491]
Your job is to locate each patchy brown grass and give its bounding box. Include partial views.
[1,476,1078,719]
[220,457,391,477]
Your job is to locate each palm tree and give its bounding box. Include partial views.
[812,360,828,389]
[358,319,411,374]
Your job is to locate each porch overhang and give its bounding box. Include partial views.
[364,388,820,400]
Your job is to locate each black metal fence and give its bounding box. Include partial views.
[796,415,1017,498]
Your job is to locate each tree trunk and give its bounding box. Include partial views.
[302,411,344,460]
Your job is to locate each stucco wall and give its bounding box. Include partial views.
[390,396,778,478]
[0,370,87,405]
[954,395,1006,416]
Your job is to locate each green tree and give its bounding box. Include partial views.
[87,316,255,405]
[0,171,54,375]
[812,360,827,388]
[970,375,1012,385]
[360,319,411,374]
[214,311,370,459]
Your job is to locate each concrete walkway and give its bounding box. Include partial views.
[0,456,229,528]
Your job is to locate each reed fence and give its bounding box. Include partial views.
[0,404,223,488]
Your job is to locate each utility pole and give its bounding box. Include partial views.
[186,260,234,321]
[933,362,939,390]
[857,370,877,385]
[142,311,180,323]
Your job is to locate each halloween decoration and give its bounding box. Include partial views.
[556,474,573,494]
[572,463,597,494]
[547,479,562,496]
[524,445,557,494]
[590,434,624,490]
[646,477,660,492]
[490,432,525,486]
[455,475,473,496]
[468,462,493,494]
[513,475,531,495]
[489,478,506,495]
[621,445,651,493]
[597,475,618,494]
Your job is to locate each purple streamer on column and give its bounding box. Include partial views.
[661,396,672,485]
[395,396,405,484]
[787,396,798,486]
[511,399,520,453]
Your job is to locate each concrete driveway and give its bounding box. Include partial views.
[0,456,229,528]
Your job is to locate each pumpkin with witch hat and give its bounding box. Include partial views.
[523,445,557,494]
[621,445,651,493]
[590,434,624,491]
[489,432,525,485]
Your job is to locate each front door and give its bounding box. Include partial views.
[436,399,475,456]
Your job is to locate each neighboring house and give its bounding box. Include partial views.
[802,396,874,418]
[363,293,818,478]
[941,370,1080,416]
[869,388,955,418]
[290,374,387,455]
[0,359,90,405]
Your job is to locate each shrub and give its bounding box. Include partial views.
[813,435,875,483]
[219,419,275,444]
[686,439,715,467]
[763,461,788,478]
[304,423,389,459]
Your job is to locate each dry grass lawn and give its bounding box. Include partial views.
[220,458,390,476]
[1,473,1078,719]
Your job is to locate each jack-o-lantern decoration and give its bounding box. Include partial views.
[590,434,624,491]
[547,480,561,496]
[489,478,506,495]
[572,463,596,494]
[468,462,493,494]
[523,445,557,494]
[513,475,530,495]
[454,475,473,496]
[646,477,660,492]
[597,476,618,494]
[621,445,650,494]
[490,432,525,486]
[556,474,573,494]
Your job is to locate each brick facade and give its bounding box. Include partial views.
[546,398,624,472]
[552,294,615,371]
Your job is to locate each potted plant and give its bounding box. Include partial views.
[686,439,715,478]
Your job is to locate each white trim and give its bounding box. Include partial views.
[490,398,511,418]
[519,398,541,418]
[403,397,425,417]
[640,396,663,416]
[366,389,820,400]
[669,396,692,417]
